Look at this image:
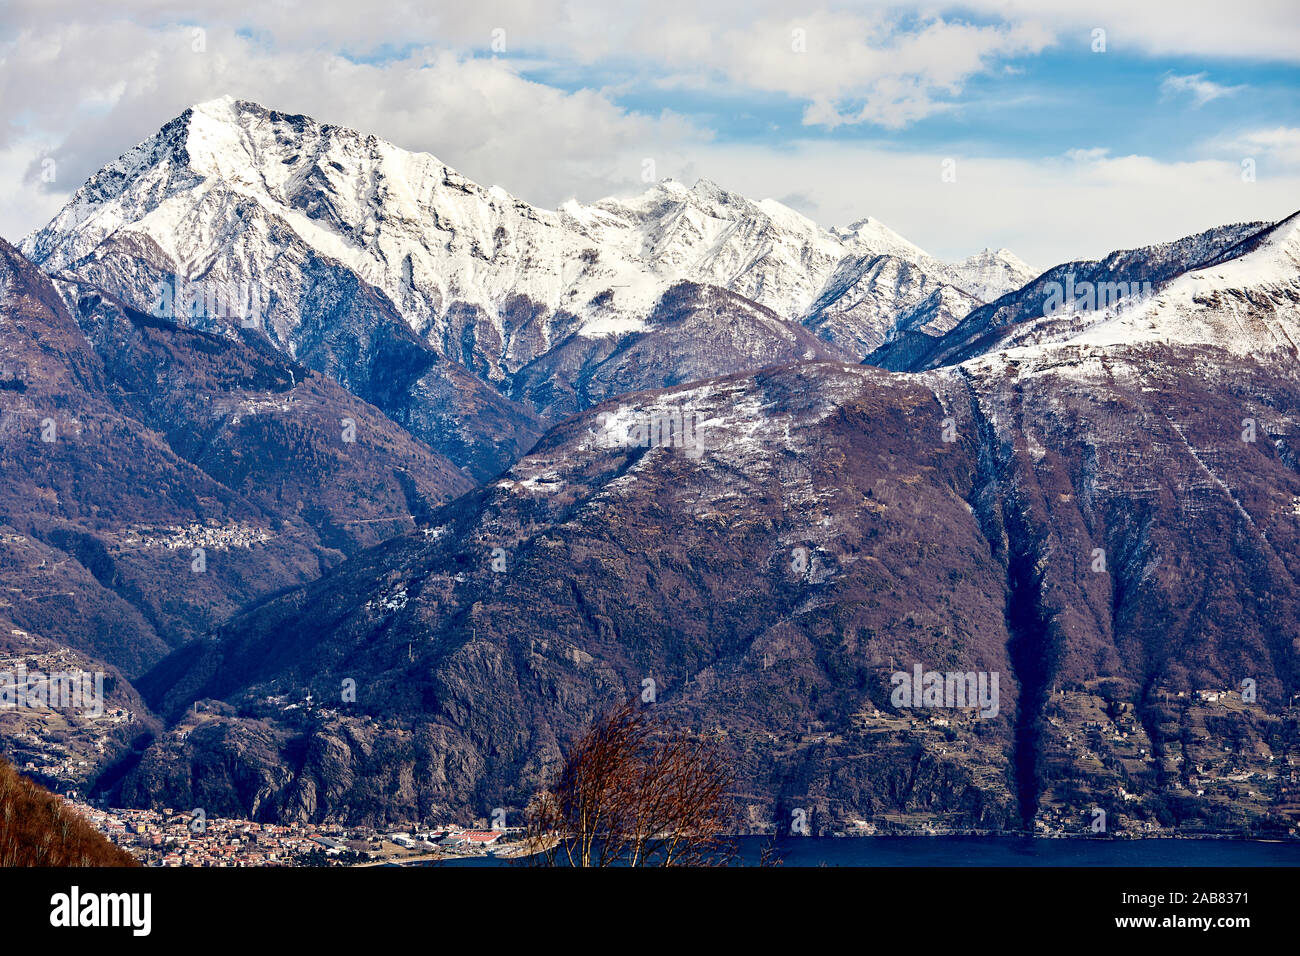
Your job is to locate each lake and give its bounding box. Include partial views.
[433,835,1300,867]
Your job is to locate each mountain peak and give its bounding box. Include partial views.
[690,177,732,200]
[22,97,1042,363]
[190,93,241,114]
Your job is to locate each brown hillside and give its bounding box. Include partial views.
[0,758,136,866]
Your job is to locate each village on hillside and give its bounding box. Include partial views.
[61,798,530,866]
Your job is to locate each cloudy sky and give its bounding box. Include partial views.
[2,0,1298,265]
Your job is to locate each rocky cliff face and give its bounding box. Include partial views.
[805,254,985,357]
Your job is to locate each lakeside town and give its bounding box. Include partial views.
[60,797,530,866]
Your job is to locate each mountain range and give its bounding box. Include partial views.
[3,97,1299,837]
[20,97,1033,473]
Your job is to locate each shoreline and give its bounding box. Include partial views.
[372,831,1298,866]
[772,832,1296,841]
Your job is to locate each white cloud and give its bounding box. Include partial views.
[1160,73,1246,107]
[1,1,1297,266]
[0,140,69,244]
[0,3,1061,132]
[954,0,1300,61]
[1217,127,1300,167]
[693,13,1056,128]
[0,22,711,237]
[662,141,1300,266]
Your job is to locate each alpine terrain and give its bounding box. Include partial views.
[4,97,1299,839]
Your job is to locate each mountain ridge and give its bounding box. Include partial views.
[866,215,1293,371]
[19,97,1034,427]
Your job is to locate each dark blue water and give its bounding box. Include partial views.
[431,836,1300,867]
[728,836,1300,867]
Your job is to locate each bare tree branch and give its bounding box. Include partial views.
[523,699,735,866]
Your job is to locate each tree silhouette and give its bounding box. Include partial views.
[524,699,734,866]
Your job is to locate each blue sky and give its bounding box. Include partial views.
[2,0,1298,265]
[531,52,1300,163]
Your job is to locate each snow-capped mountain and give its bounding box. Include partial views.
[1059,211,1300,356]
[947,247,1039,303]
[868,217,1287,371]
[14,95,1300,837]
[803,254,986,357]
[21,97,1032,381]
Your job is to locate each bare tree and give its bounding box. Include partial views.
[523,699,735,866]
